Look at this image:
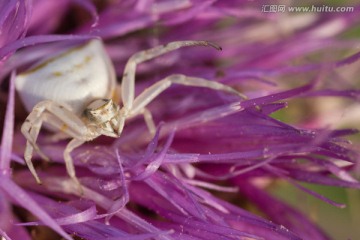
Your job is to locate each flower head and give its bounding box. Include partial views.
[0,1,359,240]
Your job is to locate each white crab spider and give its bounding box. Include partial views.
[15,39,246,189]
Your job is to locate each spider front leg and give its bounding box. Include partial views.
[21,100,91,185]
[129,74,247,118]
[141,108,156,135]
[64,138,85,193]
[121,40,222,115]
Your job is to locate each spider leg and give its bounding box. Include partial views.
[47,131,71,142]
[21,100,92,184]
[64,138,85,194]
[129,74,246,119]
[139,108,156,135]
[121,40,222,113]
[21,107,55,183]
[22,111,51,163]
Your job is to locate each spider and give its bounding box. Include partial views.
[15,39,246,189]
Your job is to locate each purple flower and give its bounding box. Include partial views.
[1,1,360,240]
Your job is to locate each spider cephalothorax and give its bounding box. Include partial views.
[83,99,122,134]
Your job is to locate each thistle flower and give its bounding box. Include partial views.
[0,1,360,240]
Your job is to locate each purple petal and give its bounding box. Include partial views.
[0,177,72,240]
[0,0,32,49]
[235,180,330,240]
[72,0,99,27]
[0,34,92,60]
[0,71,15,170]
[27,0,70,34]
